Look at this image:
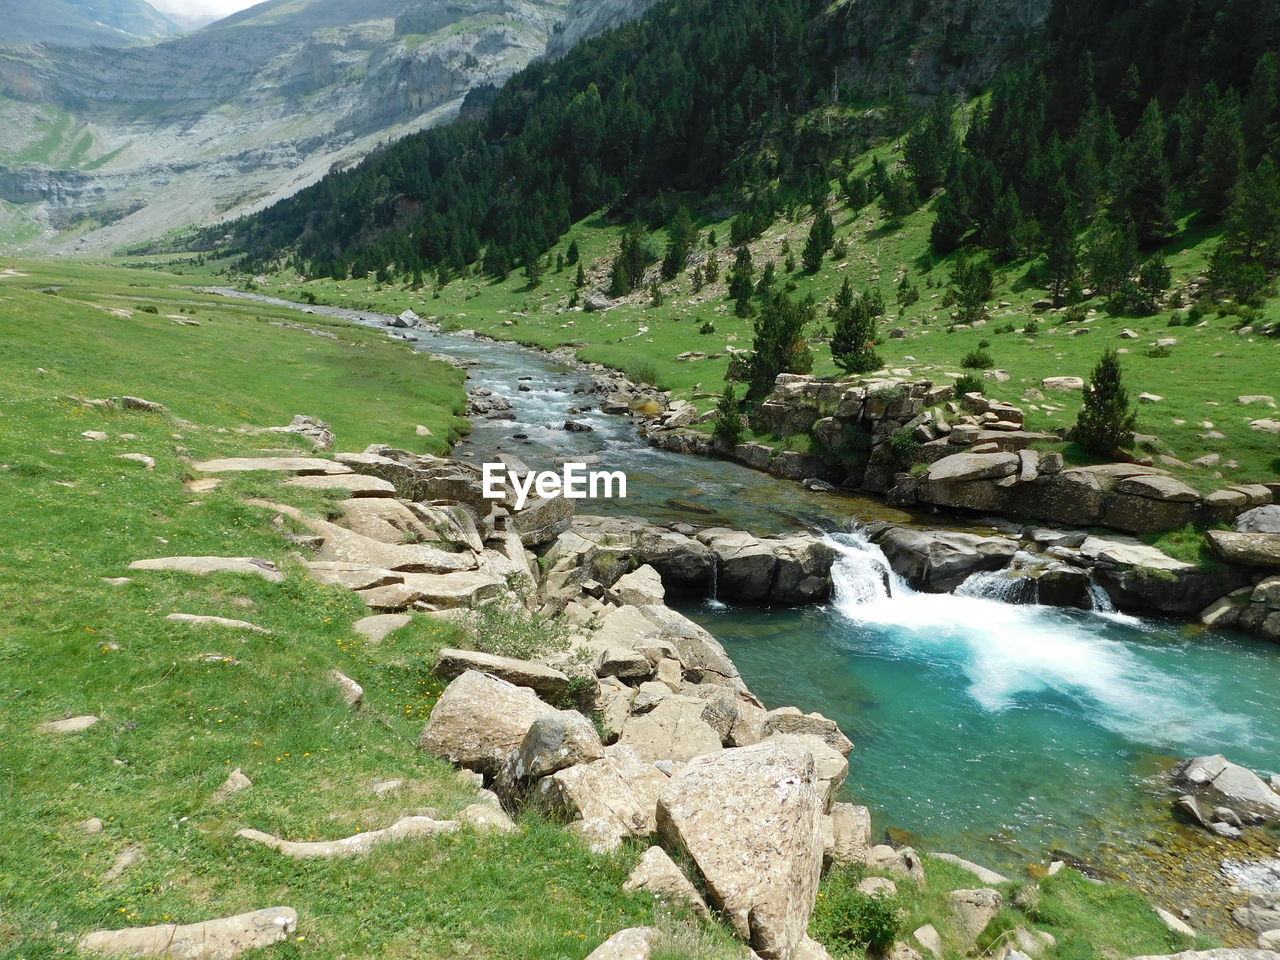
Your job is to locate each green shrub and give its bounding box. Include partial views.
[810,870,902,954]
[699,321,716,334]
[960,348,994,369]
[953,372,983,395]
[713,385,745,448]
[461,602,569,661]
[1146,344,1172,358]
[137,304,159,314]
[624,358,660,385]
[888,426,920,463]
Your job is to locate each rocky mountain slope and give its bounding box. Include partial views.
[0,0,184,47]
[0,0,588,254]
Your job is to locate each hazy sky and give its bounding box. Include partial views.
[149,0,261,20]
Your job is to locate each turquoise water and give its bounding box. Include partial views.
[682,534,1280,867]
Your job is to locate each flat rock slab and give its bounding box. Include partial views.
[434,648,570,698]
[165,614,271,634]
[352,613,412,643]
[1079,537,1193,572]
[192,457,351,475]
[932,852,1009,885]
[1129,953,1280,960]
[358,571,504,611]
[40,715,99,734]
[305,562,403,591]
[1208,531,1280,569]
[77,906,297,959]
[128,557,284,582]
[1114,474,1201,502]
[281,474,396,496]
[238,816,454,858]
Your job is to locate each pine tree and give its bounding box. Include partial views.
[566,239,580,265]
[1114,100,1174,248]
[1195,98,1244,221]
[931,190,971,253]
[609,258,631,298]
[1042,179,1079,305]
[661,206,695,279]
[830,278,882,374]
[574,262,586,288]
[984,189,1024,262]
[1073,348,1137,455]
[1209,156,1280,301]
[948,253,994,324]
[904,92,956,193]
[745,291,814,402]
[712,384,744,449]
[801,209,834,272]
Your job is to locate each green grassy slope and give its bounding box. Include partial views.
[241,177,1280,489]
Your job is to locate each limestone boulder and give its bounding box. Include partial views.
[418,671,554,776]
[620,696,724,763]
[537,744,667,852]
[828,803,872,867]
[1238,506,1280,534]
[609,564,666,607]
[657,739,824,959]
[513,709,605,780]
[766,733,849,810]
[434,649,570,699]
[760,707,853,755]
[926,452,1020,483]
[949,888,1003,947]
[583,927,661,960]
[622,846,710,918]
[877,528,1017,592]
[1208,531,1280,569]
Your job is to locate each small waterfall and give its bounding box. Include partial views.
[705,554,726,610]
[828,530,902,606]
[957,550,1046,605]
[1087,579,1116,613]
[957,569,1040,604]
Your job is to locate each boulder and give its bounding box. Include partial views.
[1042,376,1085,392]
[877,528,1018,592]
[77,907,297,960]
[828,803,872,866]
[1208,531,1280,569]
[925,452,1020,483]
[620,696,725,763]
[760,707,854,755]
[766,733,849,810]
[358,571,504,611]
[949,888,1003,947]
[933,852,1009,885]
[513,709,605,779]
[914,925,943,957]
[609,565,666,607]
[622,846,710,918]
[1238,506,1280,534]
[418,671,554,776]
[537,744,666,852]
[657,739,824,959]
[434,649,570,699]
[583,927,661,960]
[1175,755,1280,822]
[1233,898,1280,934]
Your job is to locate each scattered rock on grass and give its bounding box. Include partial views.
[128,556,284,582]
[212,768,252,802]
[40,715,99,734]
[166,614,271,634]
[237,816,456,858]
[77,906,297,960]
[352,613,412,643]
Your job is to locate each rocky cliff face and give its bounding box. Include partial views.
[0,0,183,47]
[0,0,576,254]
[545,0,662,59]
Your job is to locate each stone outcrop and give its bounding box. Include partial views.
[1174,755,1280,823]
[657,739,825,959]
[434,649,571,700]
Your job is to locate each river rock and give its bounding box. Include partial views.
[609,564,666,607]
[513,709,605,779]
[759,707,853,755]
[623,845,710,917]
[657,739,824,958]
[949,888,1003,947]
[1175,755,1280,822]
[434,649,570,699]
[77,907,298,960]
[191,456,351,475]
[1208,531,1280,569]
[419,671,554,776]
[1234,897,1280,934]
[877,527,1018,592]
